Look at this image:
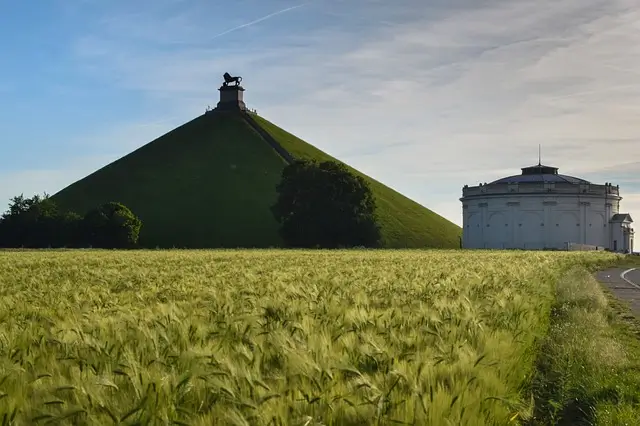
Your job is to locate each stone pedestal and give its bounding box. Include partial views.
[216,85,246,111]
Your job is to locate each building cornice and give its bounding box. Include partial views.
[460,193,622,202]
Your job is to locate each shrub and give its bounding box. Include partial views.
[83,202,142,248]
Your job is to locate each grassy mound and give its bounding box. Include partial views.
[251,114,461,248]
[53,111,461,248]
[53,113,287,248]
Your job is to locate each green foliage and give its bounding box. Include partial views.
[0,194,78,248]
[0,196,141,249]
[251,114,462,248]
[272,160,381,248]
[82,202,142,248]
[0,250,625,424]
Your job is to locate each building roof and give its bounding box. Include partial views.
[611,213,633,223]
[489,164,591,185]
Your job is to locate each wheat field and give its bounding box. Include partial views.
[0,250,620,425]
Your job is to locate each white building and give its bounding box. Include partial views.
[460,163,634,252]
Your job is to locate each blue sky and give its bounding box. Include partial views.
[1,0,639,226]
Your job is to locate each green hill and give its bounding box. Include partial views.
[52,110,461,248]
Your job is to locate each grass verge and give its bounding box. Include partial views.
[529,266,640,425]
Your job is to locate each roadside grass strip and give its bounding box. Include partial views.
[529,267,640,425]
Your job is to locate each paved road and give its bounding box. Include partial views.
[596,268,640,315]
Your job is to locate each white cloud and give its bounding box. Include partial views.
[43,0,640,227]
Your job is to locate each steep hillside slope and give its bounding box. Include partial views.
[53,112,287,248]
[250,114,462,248]
[53,110,461,248]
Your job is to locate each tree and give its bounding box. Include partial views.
[0,193,69,248]
[272,160,381,248]
[83,202,142,248]
[56,211,84,248]
[0,194,90,248]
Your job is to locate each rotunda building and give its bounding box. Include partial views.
[460,163,634,251]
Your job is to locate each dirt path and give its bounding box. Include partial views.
[596,267,640,316]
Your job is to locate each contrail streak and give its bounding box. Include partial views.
[209,4,307,41]
[544,84,640,101]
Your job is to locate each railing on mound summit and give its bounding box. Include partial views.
[204,106,259,115]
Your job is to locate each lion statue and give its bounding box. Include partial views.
[223,72,242,86]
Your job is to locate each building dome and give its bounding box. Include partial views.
[460,163,634,252]
[490,164,590,185]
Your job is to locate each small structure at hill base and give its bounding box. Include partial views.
[215,72,247,111]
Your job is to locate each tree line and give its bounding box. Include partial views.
[0,160,381,249]
[0,196,142,248]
